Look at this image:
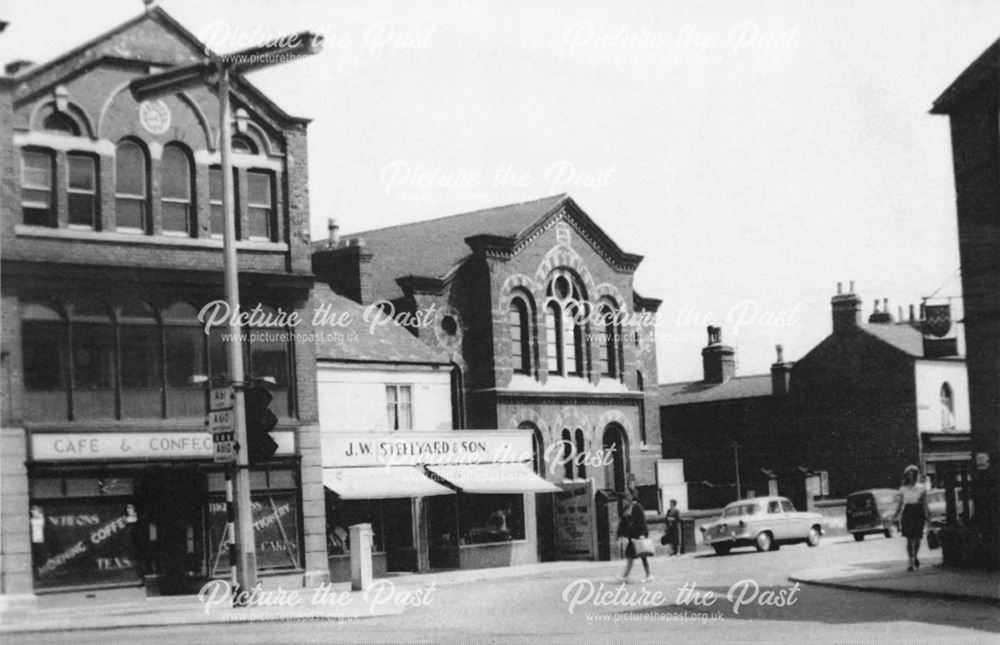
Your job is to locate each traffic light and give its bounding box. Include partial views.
[244,384,278,464]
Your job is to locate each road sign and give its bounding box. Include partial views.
[208,409,234,435]
[213,435,236,464]
[210,386,233,411]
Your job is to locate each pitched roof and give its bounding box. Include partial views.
[931,38,1000,114]
[860,323,925,357]
[312,287,449,364]
[323,194,567,301]
[658,374,773,406]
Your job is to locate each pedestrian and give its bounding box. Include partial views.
[663,498,681,556]
[617,488,653,583]
[893,464,932,572]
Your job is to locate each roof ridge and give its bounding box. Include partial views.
[341,193,568,240]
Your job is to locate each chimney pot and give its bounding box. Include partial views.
[849,280,855,293]
[327,218,340,248]
[909,304,916,321]
[837,282,843,295]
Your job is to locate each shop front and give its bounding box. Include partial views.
[27,429,300,595]
[321,431,559,579]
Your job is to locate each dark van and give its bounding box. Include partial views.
[846,488,900,541]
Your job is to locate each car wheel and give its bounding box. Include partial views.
[807,526,821,547]
[713,544,731,556]
[754,532,772,552]
[883,525,894,539]
[853,532,865,542]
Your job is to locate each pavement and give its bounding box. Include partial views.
[1,549,997,635]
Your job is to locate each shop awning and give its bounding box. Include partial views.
[323,467,455,499]
[426,463,561,494]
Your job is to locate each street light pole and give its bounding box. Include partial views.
[130,31,321,604]
[217,63,258,595]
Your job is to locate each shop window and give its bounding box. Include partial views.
[325,496,387,555]
[458,494,524,544]
[115,140,148,232]
[163,302,206,418]
[21,149,54,227]
[509,296,531,374]
[67,153,98,228]
[22,302,69,421]
[119,300,163,419]
[386,385,413,430]
[70,302,116,419]
[208,469,301,575]
[161,144,192,235]
[246,170,274,241]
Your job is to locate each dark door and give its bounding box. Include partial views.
[426,496,459,570]
[140,468,206,594]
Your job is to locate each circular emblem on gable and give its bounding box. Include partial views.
[139,99,171,135]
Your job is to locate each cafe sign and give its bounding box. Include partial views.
[31,431,295,461]
[322,431,534,467]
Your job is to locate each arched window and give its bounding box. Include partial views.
[509,296,531,374]
[597,303,620,377]
[546,272,586,377]
[115,140,148,232]
[22,302,68,420]
[561,429,573,480]
[43,112,79,135]
[161,144,192,235]
[119,300,162,419]
[520,423,544,475]
[70,301,117,419]
[231,135,257,154]
[546,303,561,374]
[940,382,956,431]
[163,302,206,418]
[602,424,628,492]
[574,429,586,479]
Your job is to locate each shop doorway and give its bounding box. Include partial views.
[427,496,459,570]
[139,468,206,594]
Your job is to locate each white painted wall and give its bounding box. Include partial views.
[915,360,971,433]
[317,363,453,434]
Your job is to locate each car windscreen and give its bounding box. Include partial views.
[722,504,757,518]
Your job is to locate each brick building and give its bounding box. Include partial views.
[931,37,1000,569]
[0,7,325,596]
[313,194,662,560]
[659,286,971,511]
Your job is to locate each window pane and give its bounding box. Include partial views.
[563,306,578,375]
[120,325,161,389]
[162,202,189,233]
[546,306,560,373]
[247,172,271,206]
[209,168,223,201]
[249,331,288,386]
[165,326,204,388]
[115,142,146,196]
[22,151,53,226]
[116,199,145,230]
[68,156,94,190]
[247,207,270,240]
[23,321,65,390]
[161,147,190,199]
[72,323,116,389]
[23,151,52,188]
[68,193,96,227]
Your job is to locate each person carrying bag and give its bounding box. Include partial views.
[616,488,653,584]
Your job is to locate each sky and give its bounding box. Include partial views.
[3,0,996,383]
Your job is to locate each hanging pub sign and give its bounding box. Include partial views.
[32,499,140,589]
[207,491,301,576]
[923,303,952,338]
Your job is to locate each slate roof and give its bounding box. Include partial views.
[658,374,773,406]
[322,194,568,301]
[860,323,925,357]
[312,287,449,364]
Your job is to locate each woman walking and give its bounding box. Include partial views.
[893,465,931,572]
[617,489,652,583]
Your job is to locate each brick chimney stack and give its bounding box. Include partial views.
[312,237,374,305]
[831,281,862,334]
[771,344,794,396]
[701,325,736,384]
[868,297,893,324]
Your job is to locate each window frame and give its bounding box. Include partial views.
[66,152,99,229]
[245,169,275,242]
[160,144,193,236]
[21,148,55,227]
[114,140,149,233]
[386,384,413,431]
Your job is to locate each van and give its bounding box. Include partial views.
[846,488,899,541]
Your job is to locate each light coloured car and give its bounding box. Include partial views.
[700,496,824,555]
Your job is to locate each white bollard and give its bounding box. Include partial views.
[350,523,374,591]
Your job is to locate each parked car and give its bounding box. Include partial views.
[846,488,900,541]
[699,496,824,555]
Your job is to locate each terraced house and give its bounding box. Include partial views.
[0,7,326,596]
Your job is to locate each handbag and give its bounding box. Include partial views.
[633,537,655,557]
[927,529,940,550]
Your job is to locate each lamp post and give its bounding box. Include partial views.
[130,32,321,600]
